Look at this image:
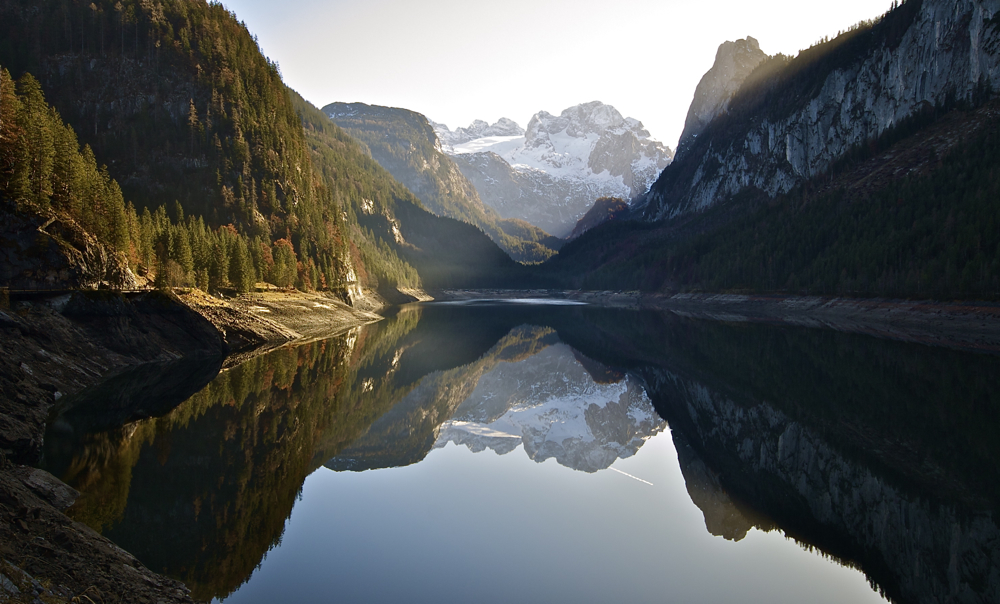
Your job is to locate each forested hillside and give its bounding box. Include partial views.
[295,95,525,291]
[0,0,521,296]
[1,67,294,292]
[0,0,355,293]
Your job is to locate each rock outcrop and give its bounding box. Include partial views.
[638,0,1000,220]
[0,199,137,291]
[676,36,768,155]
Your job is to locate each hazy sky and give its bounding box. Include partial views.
[220,0,896,149]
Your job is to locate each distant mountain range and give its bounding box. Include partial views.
[323,102,562,263]
[434,102,673,237]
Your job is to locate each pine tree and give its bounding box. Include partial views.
[229,237,254,293]
[16,74,56,209]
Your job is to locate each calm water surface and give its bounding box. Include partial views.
[41,302,1000,603]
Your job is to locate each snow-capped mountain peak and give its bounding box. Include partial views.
[434,102,673,236]
[433,117,525,149]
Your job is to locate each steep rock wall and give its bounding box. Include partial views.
[677,37,768,155]
[640,0,1000,220]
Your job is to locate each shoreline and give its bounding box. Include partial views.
[435,289,1000,354]
[178,289,385,366]
[0,287,388,603]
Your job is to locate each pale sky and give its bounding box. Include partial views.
[221,0,896,150]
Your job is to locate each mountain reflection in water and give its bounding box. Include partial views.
[39,302,1000,603]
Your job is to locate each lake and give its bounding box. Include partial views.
[41,301,1000,603]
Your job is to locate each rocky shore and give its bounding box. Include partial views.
[0,287,385,603]
[437,289,1000,353]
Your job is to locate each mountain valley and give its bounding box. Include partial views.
[3,0,1000,602]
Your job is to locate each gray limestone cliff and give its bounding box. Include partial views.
[638,0,1000,220]
[677,37,768,156]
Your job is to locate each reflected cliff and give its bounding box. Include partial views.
[326,325,664,473]
[433,343,662,472]
[38,302,1000,604]
[556,311,1000,604]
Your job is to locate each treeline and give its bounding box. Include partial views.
[1,69,326,292]
[0,69,130,253]
[137,204,326,291]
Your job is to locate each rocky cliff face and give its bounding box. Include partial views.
[638,0,1000,220]
[0,199,137,290]
[436,102,673,237]
[677,37,768,155]
[639,365,1000,604]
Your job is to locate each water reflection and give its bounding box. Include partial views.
[434,342,662,472]
[39,302,1000,603]
[327,326,664,473]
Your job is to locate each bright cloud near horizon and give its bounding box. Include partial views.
[221,0,896,149]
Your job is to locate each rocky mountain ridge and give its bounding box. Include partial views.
[433,117,524,148]
[324,102,561,263]
[636,0,1000,220]
[677,36,769,156]
[435,102,673,237]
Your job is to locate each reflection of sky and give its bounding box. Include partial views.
[219,431,885,604]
